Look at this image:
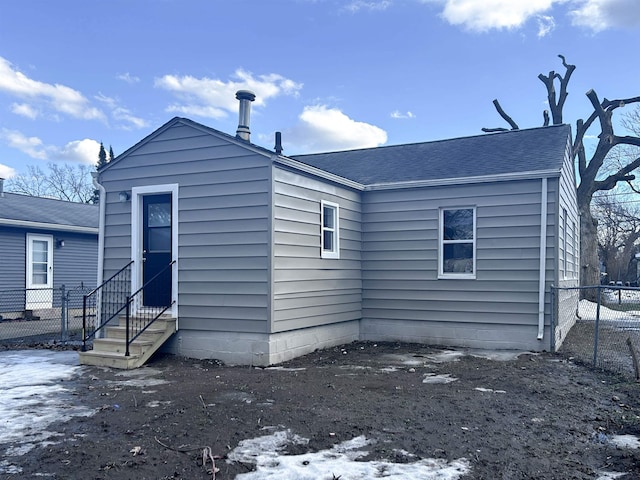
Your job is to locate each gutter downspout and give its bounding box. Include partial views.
[537,178,548,340]
[91,171,105,289]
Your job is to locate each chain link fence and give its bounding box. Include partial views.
[0,284,94,347]
[553,285,640,380]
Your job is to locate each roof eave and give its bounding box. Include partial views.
[363,169,564,191]
[0,218,98,234]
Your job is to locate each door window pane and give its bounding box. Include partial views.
[148,203,171,227]
[149,227,171,251]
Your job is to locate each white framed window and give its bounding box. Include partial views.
[439,207,476,279]
[572,220,579,279]
[562,208,568,278]
[321,200,340,259]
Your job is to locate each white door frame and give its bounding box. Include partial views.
[26,233,53,309]
[131,184,179,319]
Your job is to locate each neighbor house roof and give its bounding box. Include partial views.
[0,192,99,233]
[290,124,572,186]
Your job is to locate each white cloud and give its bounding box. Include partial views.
[287,105,387,153]
[116,72,140,84]
[2,129,48,160]
[344,0,393,13]
[95,93,148,129]
[154,68,303,119]
[11,103,40,119]
[537,15,556,36]
[0,163,16,179]
[425,0,639,33]
[391,110,416,119]
[1,129,99,165]
[0,56,105,121]
[434,0,558,32]
[55,138,101,165]
[569,0,640,31]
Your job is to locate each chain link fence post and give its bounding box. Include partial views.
[60,285,67,342]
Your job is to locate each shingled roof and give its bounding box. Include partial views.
[0,192,98,231]
[291,124,571,185]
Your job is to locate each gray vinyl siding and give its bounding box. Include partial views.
[0,227,25,291]
[557,139,580,288]
[272,168,362,333]
[52,231,98,289]
[0,227,97,291]
[100,122,271,333]
[361,178,558,349]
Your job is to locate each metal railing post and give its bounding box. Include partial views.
[81,294,87,352]
[125,296,131,357]
[593,286,602,367]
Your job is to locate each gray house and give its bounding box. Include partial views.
[0,182,99,309]
[91,94,579,366]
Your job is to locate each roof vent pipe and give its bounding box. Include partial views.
[0,178,4,197]
[275,132,283,155]
[235,90,256,142]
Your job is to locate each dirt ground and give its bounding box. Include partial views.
[3,341,640,479]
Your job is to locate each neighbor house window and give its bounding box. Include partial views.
[440,207,476,278]
[321,200,340,259]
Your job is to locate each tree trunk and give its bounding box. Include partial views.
[580,203,601,289]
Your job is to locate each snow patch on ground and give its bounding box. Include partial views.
[474,387,507,394]
[423,373,458,384]
[609,434,640,449]
[108,367,169,388]
[227,429,471,479]
[0,350,94,474]
[596,472,629,480]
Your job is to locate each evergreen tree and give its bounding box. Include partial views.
[97,142,108,169]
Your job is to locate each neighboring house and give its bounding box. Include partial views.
[94,92,579,365]
[0,182,99,309]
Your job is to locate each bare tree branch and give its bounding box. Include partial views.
[537,54,576,125]
[5,163,94,203]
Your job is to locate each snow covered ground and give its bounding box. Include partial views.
[227,429,471,480]
[0,349,93,475]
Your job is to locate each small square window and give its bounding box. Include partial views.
[321,201,340,259]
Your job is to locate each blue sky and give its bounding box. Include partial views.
[0,0,639,179]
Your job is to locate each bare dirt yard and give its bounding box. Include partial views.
[2,341,640,479]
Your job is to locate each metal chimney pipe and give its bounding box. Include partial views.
[235,90,256,142]
[274,132,283,155]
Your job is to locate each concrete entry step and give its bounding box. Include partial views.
[79,316,176,369]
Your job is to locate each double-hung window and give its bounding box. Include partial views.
[439,207,476,278]
[321,200,340,259]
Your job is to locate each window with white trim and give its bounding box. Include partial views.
[559,208,566,278]
[439,207,476,278]
[321,200,340,259]
[572,220,579,278]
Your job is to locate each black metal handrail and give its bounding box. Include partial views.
[81,260,133,351]
[124,260,175,356]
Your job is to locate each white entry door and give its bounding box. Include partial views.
[26,234,53,309]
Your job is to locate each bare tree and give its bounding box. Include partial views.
[593,193,640,283]
[6,163,95,203]
[483,55,640,287]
